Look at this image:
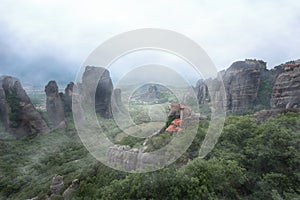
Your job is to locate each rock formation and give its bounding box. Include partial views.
[0,76,49,139]
[111,88,124,114]
[271,62,300,109]
[223,59,267,113]
[196,59,300,114]
[112,88,122,107]
[253,108,300,123]
[50,175,64,196]
[136,85,160,102]
[45,81,66,129]
[106,145,161,171]
[144,85,159,100]
[64,82,74,112]
[195,59,277,114]
[45,175,79,200]
[195,79,210,104]
[62,179,80,200]
[81,66,113,118]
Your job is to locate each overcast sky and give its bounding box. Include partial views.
[0,0,300,86]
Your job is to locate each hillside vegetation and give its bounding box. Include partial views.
[0,112,299,199]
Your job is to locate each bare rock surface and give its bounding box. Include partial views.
[62,179,80,200]
[63,82,74,112]
[0,76,49,138]
[50,175,64,196]
[271,63,300,109]
[45,81,66,129]
[81,66,113,118]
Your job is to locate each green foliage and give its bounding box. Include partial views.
[0,112,299,199]
[129,106,151,124]
[198,104,212,115]
[185,120,208,159]
[145,132,173,152]
[118,135,144,147]
[0,117,95,199]
[97,158,246,200]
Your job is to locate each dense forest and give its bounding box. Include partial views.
[0,112,299,199]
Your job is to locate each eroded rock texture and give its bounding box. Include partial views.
[0,76,49,138]
[106,145,161,171]
[50,175,64,195]
[111,88,124,114]
[45,81,66,129]
[223,60,267,113]
[82,66,113,118]
[195,59,268,113]
[253,108,300,123]
[62,179,80,200]
[271,64,300,109]
[64,82,74,112]
[195,79,210,104]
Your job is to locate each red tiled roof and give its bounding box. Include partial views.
[166,119,182,132]
[172,119,182,126]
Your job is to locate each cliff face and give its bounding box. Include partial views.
[195,59,300,113]
[195,79,210,104]
[0,76,49,138]
[45,81,66,129]
[82,66,113,118]
[223,60,267,113]
[64,82,74,112]
[271,64,300,109]
[196,59,267,113]
[106,145,161,171]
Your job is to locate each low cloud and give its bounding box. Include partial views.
[0,0,299,86]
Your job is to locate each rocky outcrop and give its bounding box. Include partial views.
[45,81,66,129]
[271,63,300,109]
[112,88,122,107]
[64,82,74,112]
[196,59,269,113]
[45,175,79,200]
[196,59,300,114]
[133,85,161,103]
[106,145,161,171]
[223,59,267,113]
[62,179,79,200]
[111,88,124,114]
[0,76,49,138]
[0,78,9,130]
[142,85,160,101]
[253,108,300,123]
[82,66,113,118]
[50,175,64,196]
[195,79,210,104]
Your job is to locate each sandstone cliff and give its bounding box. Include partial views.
[81,66,114,118]
[0,76,49,138]
[195,79,210,104]
[223,59,267,113]
[195,59,300,114]
[64,82,74,112]
[45,81,66,129]
[106,145,161,171]
[271,62,300,109]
